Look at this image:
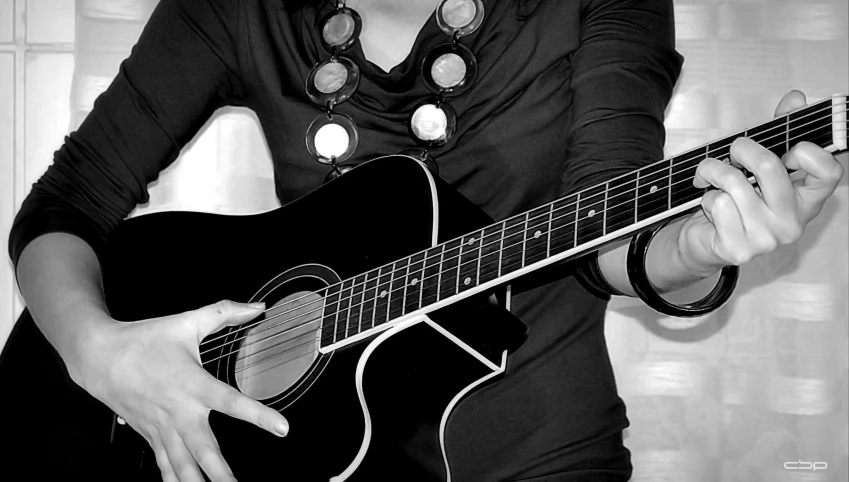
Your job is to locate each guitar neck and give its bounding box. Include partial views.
[319,95,848,351]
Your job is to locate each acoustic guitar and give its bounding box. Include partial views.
[2,96,846,481]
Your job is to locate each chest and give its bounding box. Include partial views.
[250,0,583,217]
[355,0,442,72]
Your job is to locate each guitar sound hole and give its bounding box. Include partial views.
[234,291,324,400]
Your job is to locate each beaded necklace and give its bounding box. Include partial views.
[304,0,485,180]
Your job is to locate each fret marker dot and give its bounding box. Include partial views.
[588,209,596,218]
[650,185,658,194]
[380,290,387,298]
[534,230,542,239]
[464,277,472,286]
[468,238,476,245]
[411,278,418,286]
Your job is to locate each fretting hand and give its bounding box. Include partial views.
[677,90,844,275]
[71,300,289,482]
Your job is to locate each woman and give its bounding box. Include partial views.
[4,0,843,481]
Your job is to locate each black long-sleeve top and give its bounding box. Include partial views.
[9,0,683,479]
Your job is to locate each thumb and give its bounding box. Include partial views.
[774,89,807,118]
[193,300,265,340]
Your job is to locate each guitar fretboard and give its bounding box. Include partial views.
[319,97,844,349]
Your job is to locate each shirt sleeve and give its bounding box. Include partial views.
[8,0,244,268]
[561,0,684,297]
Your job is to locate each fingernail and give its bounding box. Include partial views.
[248,302,265,309]
[273,421,289,437]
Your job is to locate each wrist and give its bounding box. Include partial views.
[644,218,721,293]
[64,310,121,390]
[672,218,727,280]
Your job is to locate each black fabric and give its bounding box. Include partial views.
[8,0,683,480]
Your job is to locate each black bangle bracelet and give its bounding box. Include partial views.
[627,221,740,318]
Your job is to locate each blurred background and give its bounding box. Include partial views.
[0,0,846,480]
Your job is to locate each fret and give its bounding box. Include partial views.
[458,230,483,293]
[636,160,670,223]
[360,269,379,332]
[634,169,640,224]
[479,224,503,284]
[334,278,354,343]
[374,264,394,328]
[439,239,463,301]
[500,216,526,275]
[421,246,444,307]
[346,274,366,338]
[320,283,342,348]
[546,203,553,259]
[497,221,506,275]
[602,182,609,236]
[670,148,705,209]
[748,117,786,158]
[524,205,550,266]
[576,184,605,247]
[405,252,426,315]
[521,212,530,268]
[785,114,791,153]
[606,171,637,235]
[388,259,409,321]
[550,194,577,255]
[790,101,832,148]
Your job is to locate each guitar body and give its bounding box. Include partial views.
[100,156,527,481]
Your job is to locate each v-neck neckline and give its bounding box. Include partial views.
[313,1,443,86]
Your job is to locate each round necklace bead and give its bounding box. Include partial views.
[436,0,485,37]
[441,0,476,28]
[305,57,360,106]
[304,1,485,177]
[319,6,362,52]
[422,42,478,96]
[306,112,359,164]
[409,102,457,147]
[431,53,466,88]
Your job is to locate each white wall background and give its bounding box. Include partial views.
[0,0,847,480]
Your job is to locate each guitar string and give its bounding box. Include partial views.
[199,119,845,366]
[201,115,845,361]
[213,127,843,371]
[198,101,844,352]
[194,100,846,354]
[212,121,844,362]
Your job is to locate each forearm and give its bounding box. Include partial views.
[597,217,722,296]
[16,233,116,382]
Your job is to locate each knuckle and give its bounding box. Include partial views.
[223,390,244,416]
[720,170,746,191]
[194,445,220,468]
[753,233,778,254]
[728,249,751,266]
[754,153,781,175]
[827,159,845,183]
[213,300,233,315]
[712,192,734,211]
[777,223,803,244]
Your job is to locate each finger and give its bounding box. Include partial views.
[180,416,237,482]
[193,300,266,340]
[783,142,845,188]
[775,90,807,118]
[782,142,845,221]
[161,428,206,482]
[150,436,179,482]
[693,158,766,231]
[700,190,751,265]
[729,138,797,216]
[204,382,289,437]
